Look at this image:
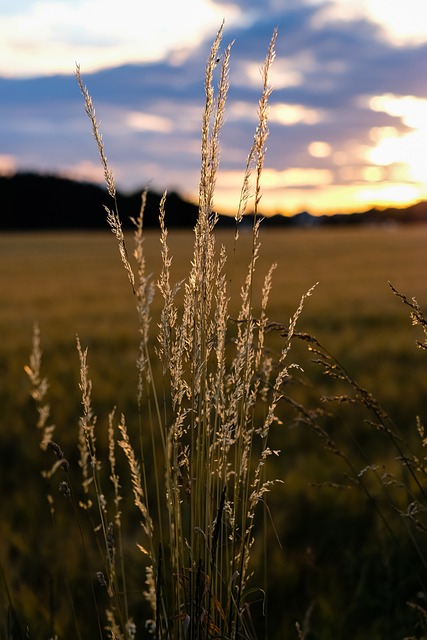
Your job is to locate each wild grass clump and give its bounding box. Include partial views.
[72,25,313,640]
[20,25,317,640]
[6,23,427,640]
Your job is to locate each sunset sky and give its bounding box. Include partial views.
[2,0,427,216]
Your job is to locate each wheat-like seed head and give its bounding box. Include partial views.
[72,26,317,640]
[117,414,154,552]
[75,64,116,199]
[76,64,136,293]
[24,323,56,450]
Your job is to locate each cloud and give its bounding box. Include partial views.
[0,154,16,175]
[315,0,427,47]
[227,101,324,126]
[265,167,334,188]
[308,141,332,158]
[61,160,105,184]
[2,0,427,214]
[224,0,427,48]
[0,0,241,77]
[369,94,427,128]
[125,112,174,134]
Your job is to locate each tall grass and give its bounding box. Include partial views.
[9,23,427,640]
[23,25,317,639]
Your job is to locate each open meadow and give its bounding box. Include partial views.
[3,19,427,640]
[1,225,427,639]
[2,226,426,423]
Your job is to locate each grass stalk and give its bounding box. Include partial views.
[22,24,336,640]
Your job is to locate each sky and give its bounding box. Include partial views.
[2,0,427,216]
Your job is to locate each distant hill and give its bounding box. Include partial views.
[290,203,427,227]
[1,172,427,230]
[0,173,199,230]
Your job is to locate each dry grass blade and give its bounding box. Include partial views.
[24,322,55,451]
[75,64,135,293]
[75,65,116,200]
[389,281,427,349]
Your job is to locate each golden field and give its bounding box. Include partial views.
[2,225,426,418]
[1,225,427,639]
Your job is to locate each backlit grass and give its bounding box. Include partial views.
[2,24,427,640]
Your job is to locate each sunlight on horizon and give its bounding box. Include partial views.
[210,89,427,216]
[213,182,425,217]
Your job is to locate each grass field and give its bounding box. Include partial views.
[3,225,427,345]
[2,226,426,419]
[1,225,427,639]
[4,27,427,639]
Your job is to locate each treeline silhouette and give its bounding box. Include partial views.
[0,173,199,230]
[2,172,427,230]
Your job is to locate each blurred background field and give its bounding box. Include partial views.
[2,225,426,427]
[1,225,427,638]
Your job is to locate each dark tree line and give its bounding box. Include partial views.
[0,173,199,230]
[1,172,427,230]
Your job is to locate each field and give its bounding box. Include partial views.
[2,226,426,420]
[1,225,427,639]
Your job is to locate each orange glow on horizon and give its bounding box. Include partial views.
[211,180,427,217]
[210,91,427,218]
